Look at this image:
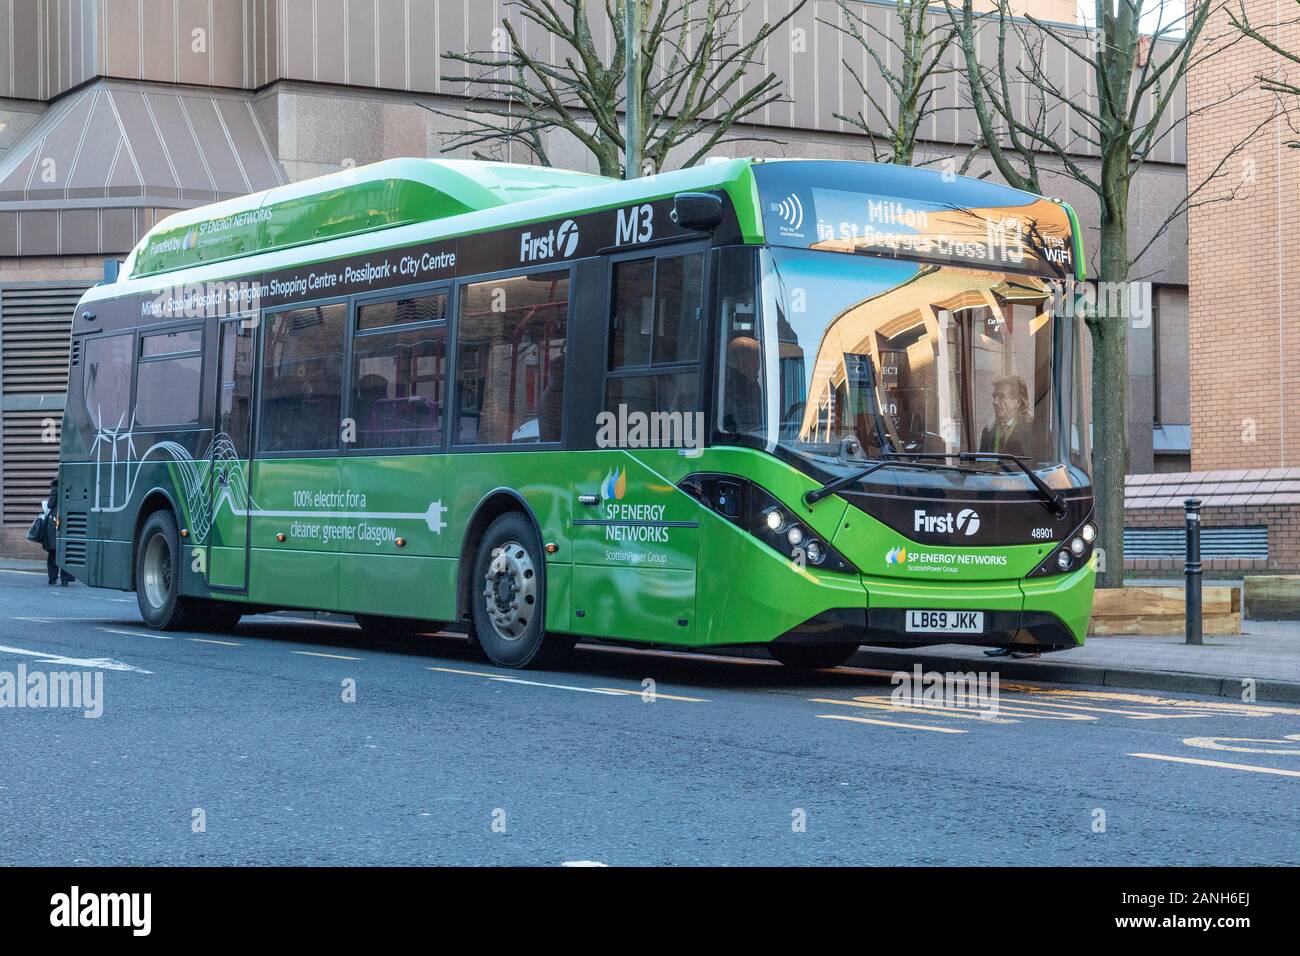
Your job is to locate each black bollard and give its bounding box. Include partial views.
[1185,498,1202,645]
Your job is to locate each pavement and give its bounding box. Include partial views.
[3,563,1300,865]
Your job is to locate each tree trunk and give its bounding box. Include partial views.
[1090,192,1129,589]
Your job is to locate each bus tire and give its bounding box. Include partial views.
[199,602,243,632]
[134,510,199,630]
[768,643,859,670]
[470,512,573,669]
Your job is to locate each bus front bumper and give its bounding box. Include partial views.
[769,566,1094,653]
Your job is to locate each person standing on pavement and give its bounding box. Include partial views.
[43,477,72,586]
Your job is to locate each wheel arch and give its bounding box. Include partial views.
[456,488,543,623]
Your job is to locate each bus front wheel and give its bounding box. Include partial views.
[769,643,859,670]
[135,510,198,630]
[470,513,573,669]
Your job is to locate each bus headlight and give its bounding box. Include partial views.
[679,474,858,574]
[1027,513,1097,578]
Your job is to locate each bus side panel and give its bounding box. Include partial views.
[567,451,698,645]
[692,507,869,646]
[245,458,340,611]
[334,452,455,620]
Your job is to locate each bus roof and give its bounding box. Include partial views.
[117,156,1084,288]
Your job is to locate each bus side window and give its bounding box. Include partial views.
[258,303,346,453]
[136,328,203,427]
[454,271,569,446]
[604,250,704,436]
[351,293,448,449]
[82,333,133,431]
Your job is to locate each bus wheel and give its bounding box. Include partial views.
[768,643,859,670]
[471,513,573,669]
[135,510,197,630]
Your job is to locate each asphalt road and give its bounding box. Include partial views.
[2,569,1299,866]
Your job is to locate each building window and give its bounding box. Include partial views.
[454,271,569,445]
[82,333,134,429]
[135,327,202,427]
[352,294,448,449]
[259,303,346,453]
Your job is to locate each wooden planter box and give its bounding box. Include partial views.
[1089,585,1241,636]
[1243,576,1300,621]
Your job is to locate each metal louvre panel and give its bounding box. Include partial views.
[1,282,92,527]
[0,286,85,393]
[1,408,65,526]
[1124,527,1269,560]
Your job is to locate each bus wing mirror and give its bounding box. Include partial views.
[672,192,723,231]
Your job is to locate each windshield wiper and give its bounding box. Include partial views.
[887,451,1069,517]
[802,457,980,506]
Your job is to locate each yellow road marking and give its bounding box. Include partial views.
[1130,753,1300,779]
[292,650,362,661]
[186,638,241,647]
[990,696,1221,720]
[1003,684,1300,717]
[810,696,1010,722]
[818,713,966,734]
[592,687,708,702]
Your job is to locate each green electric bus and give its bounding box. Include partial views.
[56,156,1097,669]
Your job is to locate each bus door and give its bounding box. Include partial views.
[207,318,255,590]
[569,245,708,645]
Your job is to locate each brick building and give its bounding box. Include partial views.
[0,0,1190,555]
[1125,0,1300,574]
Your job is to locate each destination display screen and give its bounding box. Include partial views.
[753,161,1079,280]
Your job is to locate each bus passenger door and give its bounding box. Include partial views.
[207,319,255,590]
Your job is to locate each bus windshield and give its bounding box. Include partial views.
[717,246,1091,494]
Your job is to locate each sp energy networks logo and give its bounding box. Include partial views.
[521,218,580,262]
[601,467,627,501]
[885,546,909,565]
[914,508,981,536]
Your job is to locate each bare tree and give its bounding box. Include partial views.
[1229,0,1300,144]
[821,0,979,168]
[436,0,806,178]
[948,0,1273,587]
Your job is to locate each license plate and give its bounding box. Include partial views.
[905,610,984,634]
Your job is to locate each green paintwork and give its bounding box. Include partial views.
[141,444,1094,648]
[130,159,615,279]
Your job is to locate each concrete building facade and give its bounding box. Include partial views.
[0,0,1190,554]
